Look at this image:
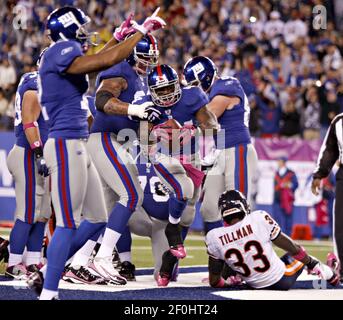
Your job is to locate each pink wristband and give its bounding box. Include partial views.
[214,277,226,288]
[23,121,39,130]
[30,140,42,149]
[293,246,307,261]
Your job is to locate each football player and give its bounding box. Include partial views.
[206,190,340,290]
[141,64,219,286]
[6,60,51,280]
[63,148,171,283]
[27,6,166,300]
[183,56,258,234]
[87,34,162,281]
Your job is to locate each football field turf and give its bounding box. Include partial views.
[1,228,342,300]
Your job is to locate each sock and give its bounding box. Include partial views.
[27,221,46,252]
[8,219,32,266]
[95,203,134,258]
[8,253,23,267]
[204,220,223,234]
[67,221,106,259]
[181,226,189,241]
[24,251,41,266]
[169,195,187,222]
[40,288,58,300]
[116,226,132,255]
[107,203,134,234]
[44,227,75,292]
[96,228,121,258]
[119,251,131,263]
[70,239,96,268]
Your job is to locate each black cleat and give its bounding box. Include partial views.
[119,261,136,281]
[0,237,9,263]
[27,271,44,296]
[157,250,178,287]
[112,248,121,269]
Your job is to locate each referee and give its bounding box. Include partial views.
[311,113,343,282]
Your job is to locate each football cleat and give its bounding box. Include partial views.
[5,263,28,280]
[118,261,136,281]
[112,248,121,269]
[170,261,179,282]
[26,263,44,274]
[157,272,171,287]
[91,256,127,285]
[0,237,9,263]
[27,271,44,296]
[157,250,178,287]
[63,266,108,285]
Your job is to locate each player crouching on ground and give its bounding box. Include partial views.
[206,190,341,290]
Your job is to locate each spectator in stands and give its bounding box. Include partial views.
[279,100,301,138]
[0,57,17,99]
[255,78,281,137]
[273,157,299,236]
[302,86,321,140]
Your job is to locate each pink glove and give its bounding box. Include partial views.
[132,7,166,35]
[113,13,135,41]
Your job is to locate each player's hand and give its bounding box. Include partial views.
[128,101,162,123]
[154,181,170,196]
[35,156,50,177]
[131,7,166,35]
[311,178,321,196]
[113,13,135,41]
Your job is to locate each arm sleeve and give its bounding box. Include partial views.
[313,117,340,179]
[54,41,83,74]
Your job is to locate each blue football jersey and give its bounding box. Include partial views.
[38,40,89,139]
[138,86,209,155]
[90,61,147,137]
[136,156,169,221]
[209,77,251,149]
[14,72,49,148]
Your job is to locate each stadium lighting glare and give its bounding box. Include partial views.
[250,16,257,23]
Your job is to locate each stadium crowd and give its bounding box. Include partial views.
[0,0,342,139]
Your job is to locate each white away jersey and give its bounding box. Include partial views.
[205,210,285,289]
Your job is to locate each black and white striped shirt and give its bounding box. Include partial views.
[313,114,343,179]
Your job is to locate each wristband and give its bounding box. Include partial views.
[23,121,39,130]
[30,140,42,149]
[293,246,307,261]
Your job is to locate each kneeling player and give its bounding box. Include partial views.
[206,190,340,290]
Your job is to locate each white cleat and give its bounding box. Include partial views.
[91,256,127,285]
